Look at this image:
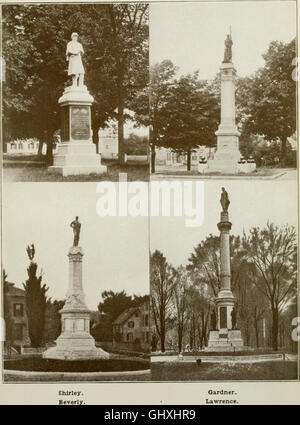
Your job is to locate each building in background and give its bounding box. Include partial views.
[4,282,30,348]
[112,299,150,351]
[98,109,148,159]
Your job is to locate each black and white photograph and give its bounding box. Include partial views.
[0,0,299,409]
[2,184,150,382]
[149,1,297,179]
[150,181,298,381]
[2,3,149,182]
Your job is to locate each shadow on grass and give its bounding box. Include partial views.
[3,162,149,182]
[151,361,298,381]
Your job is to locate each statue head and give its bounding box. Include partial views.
[75,216,79,220]
[71,32,79,41]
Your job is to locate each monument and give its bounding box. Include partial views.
[206,32,254,173]
[43,217,110,360]
[206,188,245,352]
[49,32,107,176]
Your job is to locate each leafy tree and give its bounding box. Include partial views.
[2,4,149,164]
[242,223,297,351]
[98,290,133,322]
[149,60,177,173]
[124,133,148,155]
[23,244,48,347]
[90,312,113,342]
[43,299,65,343]
[100,4,149,164]
[158,72,219,171]
[97,290,148,341]
[150,250,175,352]
[238,39,296,166]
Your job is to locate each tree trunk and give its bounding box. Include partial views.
[280,136,287,167]
[46,132,53,165]
[150,126,156,173]
[117,65,125,165]
[178,326,182,353]
[160,313,165,352]
[92,125,99,154]
[255,320,259,348]
[37,140,44,157]
[151,143,156,174]
[118,103,125,165]
[271,307,279,351]
[187,149,191,171]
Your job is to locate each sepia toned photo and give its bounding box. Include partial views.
[150,182,298,381]
[2,184,150,382]
[0,0,299,409]
[149,2,297,179]
[2,3,149,182]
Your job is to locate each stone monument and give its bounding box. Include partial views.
[43,217,110,360]
[207,32,251,174]
[206,188,244,351]
[49,32,107,176]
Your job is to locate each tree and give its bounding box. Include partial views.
[149,60,177,173]
[158,72,219,171]
[187,234,245,297]
[238,39,296,166]
[103,4,149,164]
[150,250,175,352]
[98,290,133,322]
[43,299,65,343]
[172,266,189,353]
[2,4,149,163]
[23,244,48,347]
[124,133,148,155]
[97,290,148,341]
[242,223,297,351]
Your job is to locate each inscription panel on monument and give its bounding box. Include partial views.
[220,306,227,328]
[61,107,70,142]
[71,106,90,141]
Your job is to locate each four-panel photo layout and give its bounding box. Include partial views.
[2,1,298,385]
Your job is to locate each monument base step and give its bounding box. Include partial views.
[49,165,107,176]
[206,329,244,352]
[206,159,240,174]
[204,345,247,352]
[42,345,110,360]
[43,332,110,360]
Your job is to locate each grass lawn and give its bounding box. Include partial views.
[4,357,149,372]
[154,167,289,177]
[3,161,149,182]
[151,361,298,381]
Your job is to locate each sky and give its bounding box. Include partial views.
[150,180,298,267]
[2,183,149,310]
[150,1,296,79]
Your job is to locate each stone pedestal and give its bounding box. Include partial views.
[43,246,109,360]
[49,85,107,176]
[207,62,244,174]
[206,210,245,352]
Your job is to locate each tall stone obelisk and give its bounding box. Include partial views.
[49,32,107,177]
[206,188,244,351]
[43,217,109,360]
[207,33,242,174]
